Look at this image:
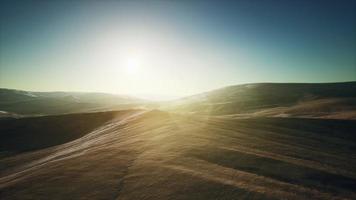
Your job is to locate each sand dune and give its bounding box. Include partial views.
[1,82,355,199]
[165,82,356,119]
[1,110,355,199]
[0,88,147,115]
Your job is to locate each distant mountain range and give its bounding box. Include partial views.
[1,82,356,119]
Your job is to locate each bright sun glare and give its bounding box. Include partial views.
[125,56,141,74]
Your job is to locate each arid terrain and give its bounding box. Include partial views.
[1,0,355,198]
[1,82,356,200]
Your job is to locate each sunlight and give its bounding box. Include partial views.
[125,56,141,74]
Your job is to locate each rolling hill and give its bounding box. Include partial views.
[0,110,141,156]
[2,82,355,119]
[1,82,356,199]
[0,110,356,199]
[165,82,356,119]
[0,89,146,116]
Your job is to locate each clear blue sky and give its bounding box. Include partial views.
[1,0,355,97]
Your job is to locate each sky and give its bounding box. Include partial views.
[1,0,355,99]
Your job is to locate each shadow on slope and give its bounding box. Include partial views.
[0,110,140,155]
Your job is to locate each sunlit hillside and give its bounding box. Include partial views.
[1,110,355,200]
[165,82,356,119]
[1,1,355,199]
[1,83,356,199]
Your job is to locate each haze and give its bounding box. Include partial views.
[1,1,356,199]
[1,0,355,99]
[0,1,356,99]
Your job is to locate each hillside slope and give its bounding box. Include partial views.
[1,110,356,200]
[165,82,356,119]
[0,110,141,156]
[0,89,146,116]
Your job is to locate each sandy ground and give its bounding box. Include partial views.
[1,110,356,200]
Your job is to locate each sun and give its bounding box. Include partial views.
[125,56,141,74]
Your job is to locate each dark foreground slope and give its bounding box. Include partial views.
[1,110,356,200]
[166,82,356,119]
[0,110,140,156]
